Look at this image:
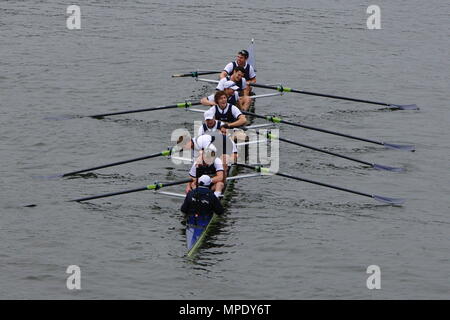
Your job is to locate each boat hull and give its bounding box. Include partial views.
[186,213,218,256]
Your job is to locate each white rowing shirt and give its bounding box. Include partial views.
[191,134,216,158]
[207,91,240,106]
[198,120,222,136]
[206,104,242,123]
[223,61,256,80]
[208,131,238,155]
[192,132,238,157]
[189,157,224,178]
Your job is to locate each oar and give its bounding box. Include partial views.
[172,70,221,78]
[24,178,192,207]
[266,133,405,172]
[70,179,192,203]
[87,94,277,119]
[34,149,173,180]
[44,101,203,120]
[243,111,415,152]
[238,164,405,205]
[249,83,419,110]
[88,101,202,119]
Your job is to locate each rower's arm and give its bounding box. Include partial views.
[182,139,192,150]
[211,171,224,184]
[229,115,247,128]
[211,193,224,215]
[185,178,195,193]
[180,191,192,214]
[219,70,228,79]
[200,97,215,106]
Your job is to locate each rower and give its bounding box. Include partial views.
[205,90,247,129]
[177,133,217,159]
[198,110,223,136]
[220,49,256,97]
[216,66,251,111]
[201,80,243,109]
[180,175,224,216]
[207,130,238,180]
[185,140,225,198]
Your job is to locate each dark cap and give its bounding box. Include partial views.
[238,49,249,58]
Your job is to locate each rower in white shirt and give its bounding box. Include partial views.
[220,49,256,97]
[198,110,223,137]
[204,90,247,129]
[185,137,225,198]
[216,66,251,111]
[201,81,244,110]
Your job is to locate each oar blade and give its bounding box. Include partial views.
[383,142,415,152]
[372,163,405,173]
[43,115,79,121]
[372,195,405,206]
[389,104,419,111]
[31,174,64,181]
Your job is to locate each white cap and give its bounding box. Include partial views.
[204,110,214,120]
[223,80,239,90]
[196,135,217,152]
[198,175,211,186]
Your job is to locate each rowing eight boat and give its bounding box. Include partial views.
[184,40,256,257]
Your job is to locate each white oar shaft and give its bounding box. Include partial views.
[155,172,264,199]
[250,92,283,99]
[196,78,219,84]
[242,124,276,130]
[196,78,283,99]
[155,191,186,198]
[225,173,262,181]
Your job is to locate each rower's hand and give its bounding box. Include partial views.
[195,156,203,166]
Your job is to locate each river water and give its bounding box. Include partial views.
[1,0,449,299]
